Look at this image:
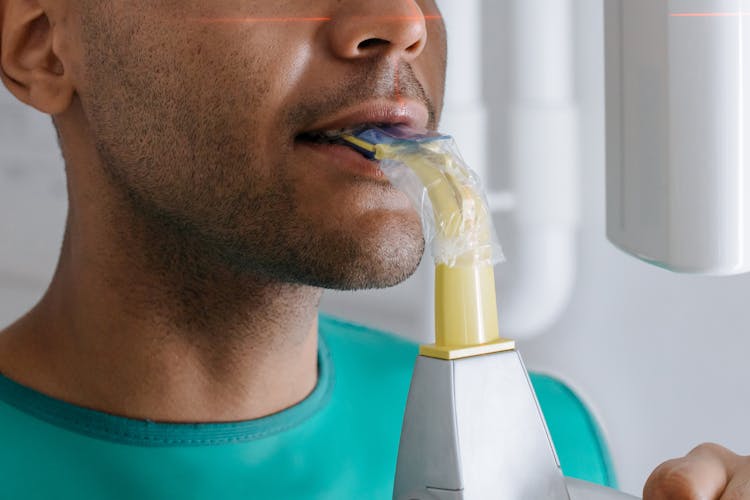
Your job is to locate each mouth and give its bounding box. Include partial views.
[294,99,430,155]
[295,123,388,156]
[292,99,430,180]
[293,126,386,180]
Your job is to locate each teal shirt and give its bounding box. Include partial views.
[0,315,615,499]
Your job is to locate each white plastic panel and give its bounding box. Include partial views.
[606,0,750,275]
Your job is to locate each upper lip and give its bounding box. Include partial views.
[296,99,430,137]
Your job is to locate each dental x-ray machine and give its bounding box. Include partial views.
[382,1,748,498]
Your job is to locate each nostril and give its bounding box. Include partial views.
[358,38,390,51]
[332,13,427,61]
[405,39,423,53]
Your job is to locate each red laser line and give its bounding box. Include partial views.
[191,14,442,24]
[409,0,421,18]
[354,15,441,21]
[671,12,750,17]
[192,17,332,23]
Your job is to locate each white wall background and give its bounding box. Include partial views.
[0,88,67,324]
[1,1,749,497]
[516,1,750,494]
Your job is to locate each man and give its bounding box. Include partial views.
[0,0,747,498]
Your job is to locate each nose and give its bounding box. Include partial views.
[327,0,428,62]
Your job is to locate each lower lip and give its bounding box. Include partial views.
[295,141,388,181]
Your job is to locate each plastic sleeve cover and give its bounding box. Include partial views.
[376,136,505,268]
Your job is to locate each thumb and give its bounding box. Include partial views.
[644,443,739,500]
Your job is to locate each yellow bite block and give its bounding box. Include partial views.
[435,263,501,347]
[351,134,512,359]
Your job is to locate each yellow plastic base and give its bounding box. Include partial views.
[435,263,500,347]
[419,338,516,360]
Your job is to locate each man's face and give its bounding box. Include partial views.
[71,0,446,289]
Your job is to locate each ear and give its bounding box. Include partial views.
[1,0,74,115]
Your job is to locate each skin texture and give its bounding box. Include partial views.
[644,443,750,500]
[0,0,748,498]
[0,0,444,421]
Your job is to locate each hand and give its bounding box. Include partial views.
[644,443,750,499]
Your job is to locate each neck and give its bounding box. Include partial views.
[0,191,322,423]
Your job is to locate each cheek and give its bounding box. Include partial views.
[285,163,414,231]
[414,20,447,120]
[178,23,318,156]
[82,13,290,190]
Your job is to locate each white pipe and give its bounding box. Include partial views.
[513,0,575,102]
[434,0,515,214]
[435,0,482,106]
[434,0,489,182]
[500,0,581,338]
[434,0,579,339]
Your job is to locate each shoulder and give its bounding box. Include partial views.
[318,315,616,488]
[530,373,617,488]
[319,314,419,377]
[318,314,418,416]
[317,314,419,445]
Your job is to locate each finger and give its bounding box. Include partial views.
[644,444,738,500]
[644,458,726,499]
[689,443,741,475]
[720,463,750,500]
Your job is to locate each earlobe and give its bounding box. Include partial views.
[0,0,74,115]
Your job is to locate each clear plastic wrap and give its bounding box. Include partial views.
[373,131,505,268]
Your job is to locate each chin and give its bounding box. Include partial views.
[320,253,424,291]
[324,227,426,291]
[282,217,424,291]
[227,206,426,290]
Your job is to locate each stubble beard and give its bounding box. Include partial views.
[74,5,427,301]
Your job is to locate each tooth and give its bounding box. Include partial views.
[307,126,371,141]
